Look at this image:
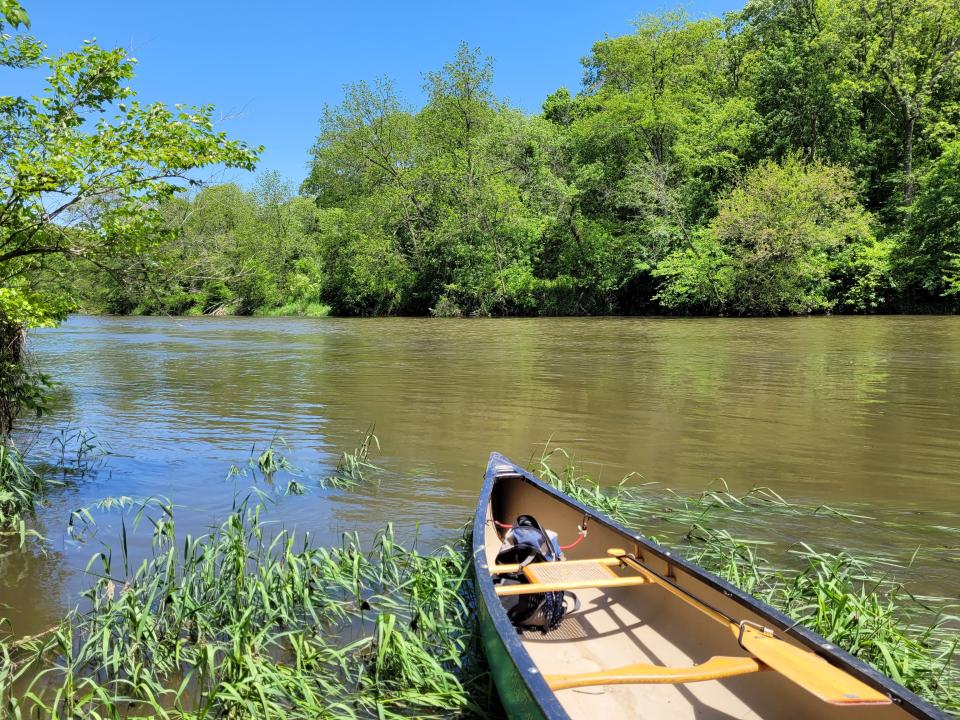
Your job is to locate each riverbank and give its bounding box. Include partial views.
[72,302,333,319]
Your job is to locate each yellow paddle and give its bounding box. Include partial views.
[606,548,891,706]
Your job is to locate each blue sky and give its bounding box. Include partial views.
[15,1,742,188]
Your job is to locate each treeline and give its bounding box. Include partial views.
[91,0,960,317]
[79,173,329,317]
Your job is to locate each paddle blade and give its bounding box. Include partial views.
[737,625,891,706]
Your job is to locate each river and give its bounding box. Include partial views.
[4,315,959,637]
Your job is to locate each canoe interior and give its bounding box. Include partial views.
[479,464,939,720]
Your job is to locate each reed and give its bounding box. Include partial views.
[1,427,109,546]
[48,428,109,479]
[323,427,382,489]
[534,445,871,532]
[0,443,51,545]
[2,487,495,718]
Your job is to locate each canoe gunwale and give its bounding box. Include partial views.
[471,451,950,720]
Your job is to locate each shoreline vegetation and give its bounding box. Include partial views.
[0,437,956,717]
[10,2,955,323]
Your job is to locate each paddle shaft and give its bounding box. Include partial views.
[608,549,739,629]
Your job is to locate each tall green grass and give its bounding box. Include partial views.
[323,427,382,489]
[3,493,494,718]
[0,444,51,545]
[48,428,110,479]
[255,301,332,318]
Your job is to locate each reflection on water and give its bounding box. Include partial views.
[4,315,959,635]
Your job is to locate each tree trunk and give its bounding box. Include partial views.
[904,113,916,206]
[0,319,26,443]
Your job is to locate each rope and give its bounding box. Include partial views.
[559,531,586,551]
[494,514,589,551]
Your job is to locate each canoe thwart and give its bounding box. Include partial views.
[494,575,648,596]
[545,655,765,690]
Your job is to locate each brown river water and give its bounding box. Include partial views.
[3,315,959,638]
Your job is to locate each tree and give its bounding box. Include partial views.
[302,44,563,316]
[418,43,522,314]
[87,178,329,317]
[303,79,425,258]
[302,80,421,313]
[896,139,960,298]
[551,12,757,309]
[738,0,865,164]
[655,156,881,314]
[0,2,260,438]
[858,0,960,204]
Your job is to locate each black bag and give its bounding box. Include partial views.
[494,515,579,632]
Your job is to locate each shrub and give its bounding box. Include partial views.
[656,156,876,315]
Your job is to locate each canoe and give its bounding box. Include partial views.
[472,453,948,720]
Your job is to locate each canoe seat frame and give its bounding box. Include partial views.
[492,557,648,596]
[491,557,765,689]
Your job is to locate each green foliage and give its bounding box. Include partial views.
[656,157,881,314]
[313,207,413,316]
[0,4,259,436]
[857,0,960,204]
[294,3,958,317]
[0,443,48,543]
[0,0,28,28]
[0,36,260,326]
[2,467,495,717]
[41,1,960,318]
[300,46,569,316]
[323,427,382,489]
[739,0,866,164]
[897,140,960,297]
[832,234,896,311]
[0,358,54,439]
[770,546,958,704]
[256,301,331,318]
[86,178,331,317]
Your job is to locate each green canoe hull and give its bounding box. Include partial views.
[476,577,547,720]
